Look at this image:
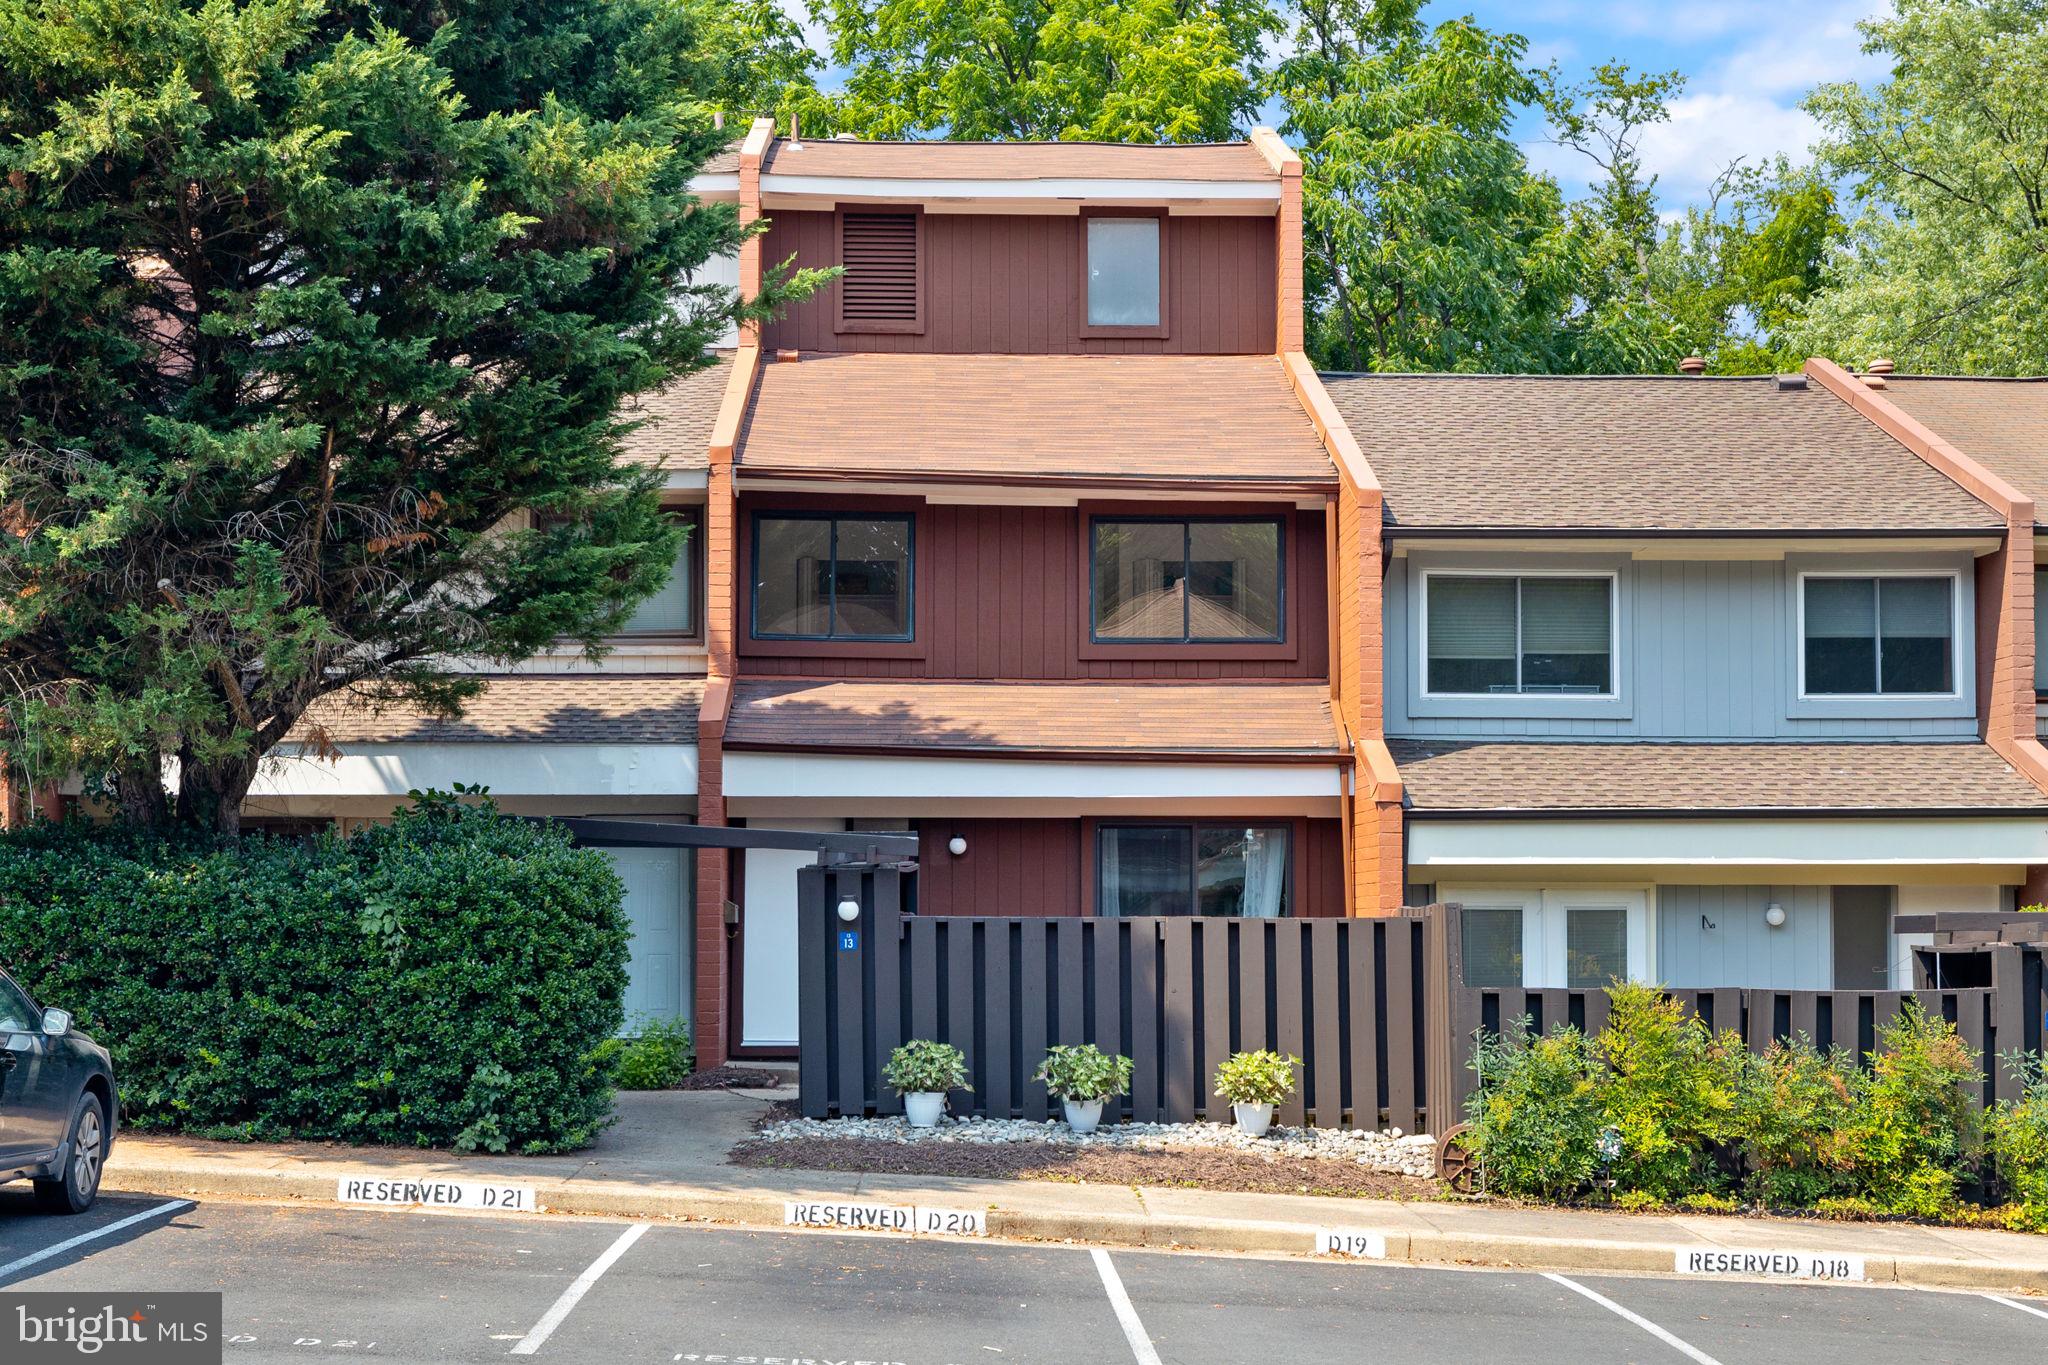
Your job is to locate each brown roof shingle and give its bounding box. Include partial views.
[1319,373,1999,533]
[737,353,1335,485]
[761,138,1274,182]
[726,680,1340,757]
[1878,377,2048,515]
[295,676,704,745]
[618,353,732,470]
[1390,739,2048,813]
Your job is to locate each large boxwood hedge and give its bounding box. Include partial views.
[0,792,629,1153]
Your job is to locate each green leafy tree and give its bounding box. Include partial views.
[1798,0,2048,373]
[796,0,1278,142]
[1273,0,1575,372]
[687,0,824,117]
[0,0,824,830]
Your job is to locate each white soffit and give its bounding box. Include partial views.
[758,175,1279,213]
[687,173,740,199]
[1407,816,2048,869]
[252,743,699,799]
[724,751,1341,812]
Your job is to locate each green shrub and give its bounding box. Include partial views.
[1593,982,1737,1201]
[1729,1035,1857,1209]
[0,791,629,1152]
[883,1039,969,1095]
[1465,1020,1605,1201]
[1987,1051,2048,1231]
[1212,1050,1300,1107]
[1035,1044,1134,1103]
[1837,999,1981,1216]
[594,1018,694,1091]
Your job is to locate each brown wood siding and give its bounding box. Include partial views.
[914,817,1346,919]
[760,211,1276,355]
[739,499,1329,679]
[918,819,1084,917]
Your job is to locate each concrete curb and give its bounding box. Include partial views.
[106,1163,2048,1296]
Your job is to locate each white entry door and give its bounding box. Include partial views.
[607,847,689,1034]
[1444,885,1650,989]
[740,818,844,1049]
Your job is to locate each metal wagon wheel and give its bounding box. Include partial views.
[1435,1123,1481,1194]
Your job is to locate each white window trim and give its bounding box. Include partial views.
[1419,568,1621,702]
[1443,884,1654,991]
[1794,569,1965,702]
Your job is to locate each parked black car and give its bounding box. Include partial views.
[0,968,115,1213]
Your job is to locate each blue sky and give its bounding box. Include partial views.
[776,1,1891,212]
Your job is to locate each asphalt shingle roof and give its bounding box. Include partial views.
[617,353,732,470]
[761,138,1275,182]
[1878,376,2048,516]
[295,676,703,745]
[1319,373,2000,533]
[1390,739,2048,813]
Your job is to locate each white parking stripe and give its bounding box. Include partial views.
[509,1222,647,1356]
[1984,1292,2048,1322]
[1091,1248,1164,1365]
[0,1198,192,1283]
[1543,1272,1725,1365]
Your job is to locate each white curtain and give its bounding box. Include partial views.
[1240,828,1286,918]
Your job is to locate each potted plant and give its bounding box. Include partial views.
[883,1040,970,1128]
[1033,1044,1134,1135]
[1214,1050,1300,1138]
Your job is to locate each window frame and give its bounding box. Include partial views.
[614,505,705,642]
[1086,513,1289,650]
[1419,568,1620,701]
[1440,886,1652,990]
[1078,206,1169,340]
[833,204,925,336]
[748,509,918,646]
[1795,569,1963,701]
[1090,819,1296,919]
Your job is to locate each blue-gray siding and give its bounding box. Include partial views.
[1656,885,1833,990]
[1384,553,1980,739]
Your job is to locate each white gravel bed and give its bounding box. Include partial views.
[752,1113,1438,1177]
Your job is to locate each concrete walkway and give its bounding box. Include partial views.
[102,1087,2048,1294]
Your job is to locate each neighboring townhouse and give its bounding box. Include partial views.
[1318,366,2048,995]
[692,125,1379,1062]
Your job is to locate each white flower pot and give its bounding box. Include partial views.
[904,1092,946,1128]
[1063,1098,1104,1135]
[1233,1101,1275,1138]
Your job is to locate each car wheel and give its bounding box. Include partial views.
[33,1093,105,1215]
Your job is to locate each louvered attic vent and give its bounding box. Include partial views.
[835,209,923,334]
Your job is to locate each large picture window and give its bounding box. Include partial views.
[1424,573,1614,696]
[752,513,913,641]
[1096,823,1290,918]
[1801,574,1955,696]
[1091,518,1283,644]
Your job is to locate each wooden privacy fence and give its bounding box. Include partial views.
[797,864,1456,1132]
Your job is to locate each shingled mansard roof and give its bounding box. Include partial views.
[1318,373,2001,534]
[760,138,1276,182]
[294,676,704,746]
[726,680,1340,758]
[616,351,732,470]
[1877,376,2048,519]
[737,353,1336,485]
[1389,739,2048,815]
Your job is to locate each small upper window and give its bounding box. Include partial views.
[1085,216,1162,329]
[1425,574,1613,696]
[1803,574,1955,696]
[1092,518,1282,644]
[619,510,700,637]
[753,513,913,641]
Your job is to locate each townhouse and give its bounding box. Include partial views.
[236,120,2048,1066]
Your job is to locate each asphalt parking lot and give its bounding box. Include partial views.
[1,1191,2046,1364]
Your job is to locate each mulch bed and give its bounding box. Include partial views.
[729,1135,1438,1200]
[677,1065,790,1091]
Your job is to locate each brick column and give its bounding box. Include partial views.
[1250,128,1304,354]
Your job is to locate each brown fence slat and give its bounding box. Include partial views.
[982,918,1013,1119]
[1581,989,1612,1040]
[1274,921,1308,1129]
[1348,920,1383,1126]
[870,869,904,1115]
[1057,918,1088,1046]
[1310,920,1344,1127]
[1992,945,2029,1104]
[1162,919,1196,1120]
[909,917,940,1044]
[833,867,870,1116]
[1955,993,1988,1111]
[1239,918,1271,1054]
[945,915,979,1114]
[1130,923,1161,1121]
[1382,924,1419,1134]
[1789,991,1818,1049]
[1092,921,1124,1087]
[1200,921,1234,1121]
[1018,919,1049,1121]
[796,865,831,1116]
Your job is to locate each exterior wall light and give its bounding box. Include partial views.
[837,898,862,924]
[1764,903,1787,929]
[948,836,968,856]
